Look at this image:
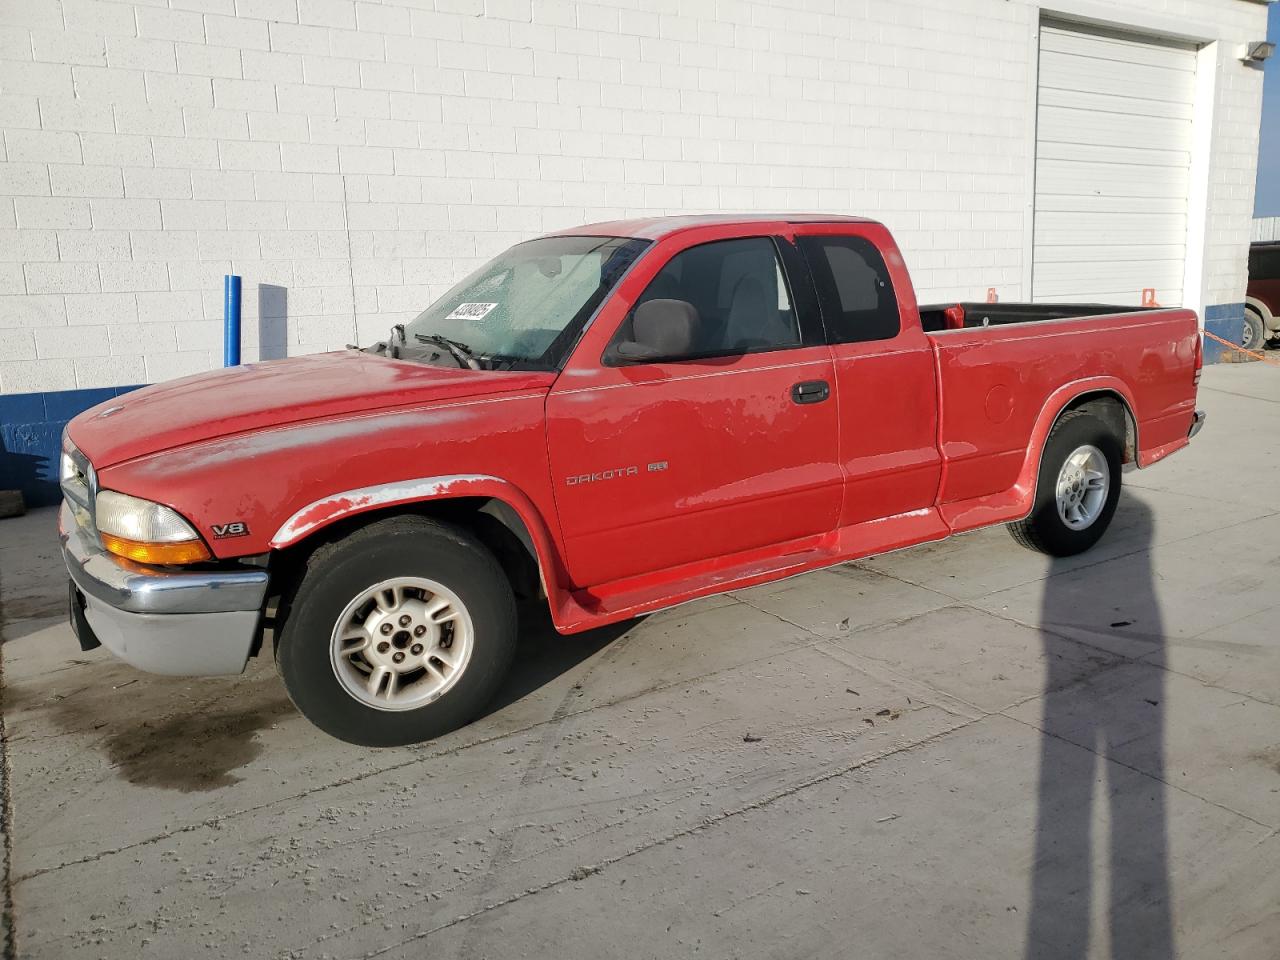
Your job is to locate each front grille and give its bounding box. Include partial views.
[60,443,97,536]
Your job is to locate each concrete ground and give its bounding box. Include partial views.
[1,363,1277,960]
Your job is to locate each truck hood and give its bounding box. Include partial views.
[68,352,556,468]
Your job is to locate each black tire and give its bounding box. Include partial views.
[1242,308,1267,353]
[276,515,517,747]
[1007,410,1122,557]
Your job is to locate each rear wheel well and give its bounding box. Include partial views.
[1245,297,1272,328]
[265,497,543,652]
[1060,391,1136,464]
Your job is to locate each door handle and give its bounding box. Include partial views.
[791,380,830,404]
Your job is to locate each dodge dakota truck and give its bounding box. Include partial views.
[59,215,1206,746]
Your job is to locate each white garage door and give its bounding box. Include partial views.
[1032,22,1197,305]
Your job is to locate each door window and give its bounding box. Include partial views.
[799,235,900,344]
[611,237,801,361]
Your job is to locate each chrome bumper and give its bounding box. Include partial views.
[59,503,269,676]
[1188,409,1206,439]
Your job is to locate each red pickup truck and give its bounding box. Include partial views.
[59,215,1205,746]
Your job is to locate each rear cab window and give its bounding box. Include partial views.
[797,235,901,344]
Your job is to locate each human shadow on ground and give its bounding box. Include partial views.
[1025,498,1174,958]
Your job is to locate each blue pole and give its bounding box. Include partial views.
[223,274,241,366]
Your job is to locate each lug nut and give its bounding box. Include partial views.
[398,614,412,627]
[380,623,393,636]
[410,643,424,656]
[377,641,390,653]
[392,651,405,664]
[413,625,426,638]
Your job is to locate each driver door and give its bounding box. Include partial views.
[545,234,842,588]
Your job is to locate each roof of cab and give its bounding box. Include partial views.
[547,213,875,241]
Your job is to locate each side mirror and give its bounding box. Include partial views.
[611,299,698,363]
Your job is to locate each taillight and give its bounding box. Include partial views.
[1193,330,1203,386]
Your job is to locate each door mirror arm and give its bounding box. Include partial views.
[609,340,668,363]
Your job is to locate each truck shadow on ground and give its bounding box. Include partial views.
[4,605,631,793]
[483,601,635,714]
[1025,498,1173,959]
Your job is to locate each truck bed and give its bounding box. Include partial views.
[920,304,1201,531]
[918,301,1156,332]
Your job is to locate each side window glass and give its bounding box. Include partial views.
[614,237,801,362]
[799,235,901,344]
[1249,245,1280,278]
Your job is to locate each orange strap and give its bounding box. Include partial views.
[1203,330,1280,368]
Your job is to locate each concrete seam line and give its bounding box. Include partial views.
[347,715,986,959]
[970,599,1280,712]
[0,640,17,960]
[453,627,639,960]
[1197,384,1280,406]
[998,710,1275,832]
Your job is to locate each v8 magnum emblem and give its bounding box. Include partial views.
[211,521,250,539]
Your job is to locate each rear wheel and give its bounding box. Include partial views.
[1008,410,1122,557]
[277,515,517,747]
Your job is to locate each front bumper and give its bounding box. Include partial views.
[59,503,269,676]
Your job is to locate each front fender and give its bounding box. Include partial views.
[269,474,569,598]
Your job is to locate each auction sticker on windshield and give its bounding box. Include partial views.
[447,302,499,321]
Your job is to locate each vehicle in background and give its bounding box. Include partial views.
[1245,241,1280,351]
[59,215,1205,747]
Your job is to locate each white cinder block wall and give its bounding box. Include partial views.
[0,0,1271,394]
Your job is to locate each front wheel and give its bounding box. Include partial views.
[276,515,517,747]
[1008,410,1122,557]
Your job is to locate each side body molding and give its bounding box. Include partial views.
[269,473,568,598]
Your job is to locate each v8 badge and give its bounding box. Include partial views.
[211,521,249,539]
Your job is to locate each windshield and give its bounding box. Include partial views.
[372,235,650,371]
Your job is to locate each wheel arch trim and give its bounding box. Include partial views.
[269,474,567,596]
[1017,378,1139,514]
[1245,296,1276,332]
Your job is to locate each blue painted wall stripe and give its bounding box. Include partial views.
[0,384,145,508]
[1203,302,1246,364]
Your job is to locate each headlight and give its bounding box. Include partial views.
[95,490,211,564]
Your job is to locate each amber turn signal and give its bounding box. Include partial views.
[100,533,212,565]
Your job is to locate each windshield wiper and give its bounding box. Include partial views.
[414,333,481,370]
